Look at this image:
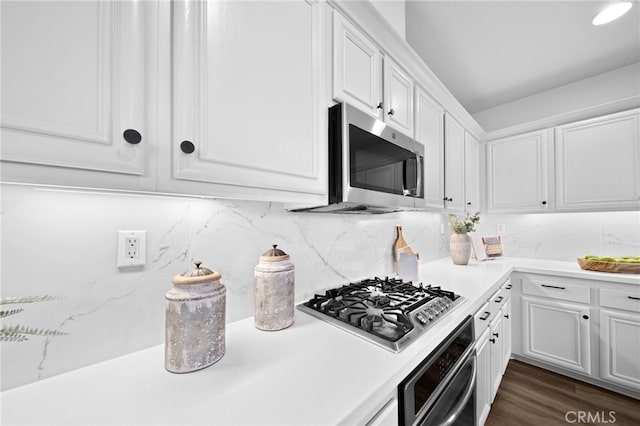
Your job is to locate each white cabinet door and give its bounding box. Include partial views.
[555,109,640,212]
[332,10,382,119]
[464,132,480,213]
[444,114,466,212]
[489,312,503,401]
[475,328,492,426]
[383,58,414,136]
[171,0,326,202]
[600,309,640,391]
[522,296,591,375]
[487,130,550,213]
[415,86,445,209]
[501,298,512,374]
[1,0,152,189]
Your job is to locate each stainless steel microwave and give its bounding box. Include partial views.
[298,102,424,213]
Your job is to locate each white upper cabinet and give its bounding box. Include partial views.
[1,0,155,190]
[555,109,640,212]
[166,0,327,202]
[487,129,551,213]
[383,58,414,136]
[444,114,466,213]
[332,10,383,119]
[464,132,480,213]
[415,86,445,209]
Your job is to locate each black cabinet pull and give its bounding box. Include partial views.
[123,129,142,144]
[542,201,547,205]
[180,141,196,154]
[388,108,395,115]
[506,284,512,290]
[377,102,383,109]
[541,284,565,290]
[467,202,472,205]
[490,338,496,344]
[628,296,640,301]
[480,311,490,321]
[583,315,589,320]
[494,296,504,303]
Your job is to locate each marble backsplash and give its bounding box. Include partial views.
[1,183,639,390]
[0,184,450,390]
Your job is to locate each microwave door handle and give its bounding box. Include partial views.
[402,159,411,196]
[441,355,477,426]
[402,157,418,197]
[416,153,423,199]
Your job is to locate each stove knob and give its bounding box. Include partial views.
[416,313,428,325]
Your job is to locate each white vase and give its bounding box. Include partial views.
[450,233,472,265]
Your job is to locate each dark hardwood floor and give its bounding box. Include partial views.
[485,360,640,426]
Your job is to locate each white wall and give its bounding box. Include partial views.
[369,0,406,40]
[474,63,640,136]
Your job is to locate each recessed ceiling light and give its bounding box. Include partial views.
[592,2,633,25]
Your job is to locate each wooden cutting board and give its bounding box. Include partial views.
[577,258,640,274]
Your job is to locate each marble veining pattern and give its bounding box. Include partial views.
[1,183,639,390]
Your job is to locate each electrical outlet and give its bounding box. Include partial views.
[117,231,146,268]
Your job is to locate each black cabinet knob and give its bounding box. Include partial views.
[504,314,510,319]
[388,108,395,115]
[583,315,589,320]
[542,201,547,205]
[377,102,383,109]
[493,332,499,338]
[180,141,195,154]
[123,129,142,145]
[467,202,472,205]
[490,338,496,344]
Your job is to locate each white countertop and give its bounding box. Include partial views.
[1,257,637,426]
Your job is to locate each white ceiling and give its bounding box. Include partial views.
[405,0,640,115]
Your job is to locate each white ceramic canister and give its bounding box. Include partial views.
[165,261,226,373]
[254,244,295,331]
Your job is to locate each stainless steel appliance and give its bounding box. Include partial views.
[293,103,424,213]
[399,316,476,426]
[297,277,465,353]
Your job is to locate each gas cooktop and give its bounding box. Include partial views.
[297,276,465,353]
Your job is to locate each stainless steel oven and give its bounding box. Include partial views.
[399,316,476,426]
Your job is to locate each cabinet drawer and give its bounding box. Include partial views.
[474,301,492,338]
[489,289,508,317]
[600,289,640,313]
[522,276,590,304]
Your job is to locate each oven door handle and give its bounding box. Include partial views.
[440,355,477,426]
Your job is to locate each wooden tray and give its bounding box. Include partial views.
[577,258,640,274]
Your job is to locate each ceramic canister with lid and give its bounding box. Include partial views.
[254,244,295,331]
[165,261,226,373]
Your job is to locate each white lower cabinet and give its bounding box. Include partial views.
[488,313,504,401]
[599,288,640,392]
[475,328,492,426]
[521,296,591,375]
[501,298,512,374]
[515,273,640,399]
[474,280,512,426]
